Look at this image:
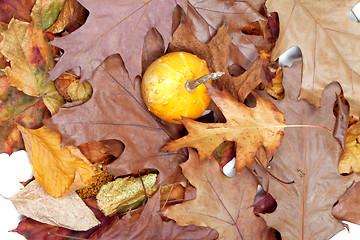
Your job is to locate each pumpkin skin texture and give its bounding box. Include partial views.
[141,52,212,124]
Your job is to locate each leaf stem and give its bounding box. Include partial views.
[185,71,224,92]
[255,156,295,185]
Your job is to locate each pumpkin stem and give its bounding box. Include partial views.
[185,71,224,92]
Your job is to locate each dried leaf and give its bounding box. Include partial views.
[0,19,64,115]
[0,0,34,24]
[332,182,360,225]
[54,72,92,102]
[10,181,100,231]
[0,87,48,155]
[17,125,95,198]
[254,59,353,240]
[213,141,235,170]
[47,0,75,33]
[170,23,267,102]
[78,141,111,164]
[0,74,10,96]
[45,54,185,185]
[97,173,158,216]
[164,149,270,239]
[338,121,360,174]
[31,0,67,31]
[266,0,360,117]
[13,197,117,240]
[48,0,188,82]
[99,190,218,240]
[185,0,271,69]
[163,82,285,171]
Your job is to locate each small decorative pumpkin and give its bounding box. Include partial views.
[141,52,223,124]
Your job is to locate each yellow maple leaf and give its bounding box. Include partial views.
[338,122,360,174]
[17,125,95,198]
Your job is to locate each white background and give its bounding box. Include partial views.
[2,3,360,240]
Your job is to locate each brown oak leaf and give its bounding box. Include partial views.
[266,0,360,117]
[184,0,271,70]
[254,59,353,240]
[164,149,274,239]
[332,182,360,225]
[48,0,188,83]
[45,54,185,185]
[170,23,267,102]
[99,190,218,240]
[162,82,285,172]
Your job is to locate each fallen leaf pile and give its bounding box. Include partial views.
[2,0,360,239]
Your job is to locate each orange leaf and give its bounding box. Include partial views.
[17,125,95,198]
[163,83,285,171]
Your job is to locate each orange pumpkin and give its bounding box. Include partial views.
[141,52,213,124]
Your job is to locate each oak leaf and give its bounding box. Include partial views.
[0,87,48,155]
[170,23,267,102]
[99,190,218,240]
[185,0,271,69]
[332,182,360,225]
[266,0,360,117]
[338,121,360,174]
[0,19,64,115]
[254,59,353,240]
[164,149,272,239]
[163,82,285,171]
[10,180,100,231]
[45,54,185,185]
[17,125,95,198]
[48,0,188,82]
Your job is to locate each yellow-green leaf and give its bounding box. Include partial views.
[0,19,64,114]
[31,0,67,31]
[97,173,157,216]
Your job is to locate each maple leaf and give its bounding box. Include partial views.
[44,54,185,185]
[162,82,285,171]
[332,182,360,225]
[338,121,360,174]
[170,23,267,102]
[17,125,95,198]
[164,149,273,239]
[0,86,48,155]
[254,59,353,240]
[0,19,64,115]
[13,197,118,240]
[99,190,218,240]
[48,0,188,83]
[266,0,360,117]
[10,180,100,231]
